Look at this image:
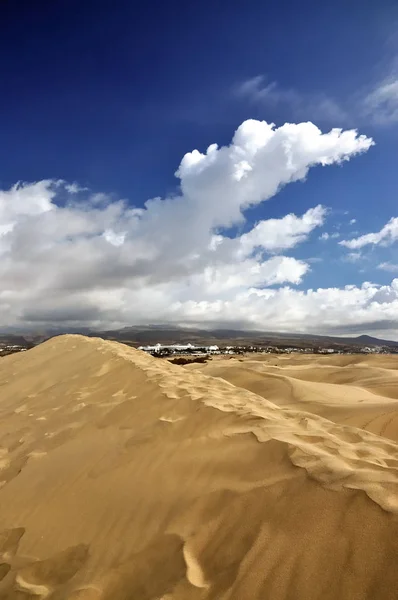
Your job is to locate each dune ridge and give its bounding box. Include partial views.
[192,357,398,440]
[0,335,397,598]
[83,336,398,513]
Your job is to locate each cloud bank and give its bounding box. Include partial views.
[1,118,388,335]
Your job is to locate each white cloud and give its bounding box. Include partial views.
[103,229,126,247]
[237,205,326,254]
[238,70,398,130]
[0,119,375,332]
[350,218,357,225]
[344,252,362,263]
[236,76,348,123]
[319,231,340,241]
[362,78,398,125]
[188,256,309,296]
[64,182,88,194]
[378,262,398,273]
[169,280,398,337]
[340,217,398,249]
[0,180,55,222]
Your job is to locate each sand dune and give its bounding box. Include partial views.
[194,355,398,442]
[0,337,397,598]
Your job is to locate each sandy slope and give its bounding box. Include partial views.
[191,354,398,441]
[0,337,397,599]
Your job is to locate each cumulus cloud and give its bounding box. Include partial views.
[340,217,398,249]
[0,118,376,332]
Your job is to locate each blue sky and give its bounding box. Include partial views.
[1,0,398,336]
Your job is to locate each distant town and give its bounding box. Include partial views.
[0,343,29,357]
[138,342,398,358]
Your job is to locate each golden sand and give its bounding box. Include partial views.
[0,335,397,598]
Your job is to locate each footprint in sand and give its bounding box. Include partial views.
[72,402,88,412]
[1,429,29,453]
[95,362,111,377]
[0,562,11,581]
[69,535,185,600]
[330,427,364,444]
[40,425,81,452]
[28,450,48,460]
[159,416,186,423]
[16,543,89,597]
[0,448,10,471]
[0,455,29,487]
[183,544,209,589]
[0,527,25,561]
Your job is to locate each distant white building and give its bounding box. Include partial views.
[167,343,195,351]
[138,343,162,352]
[208,345,219,353]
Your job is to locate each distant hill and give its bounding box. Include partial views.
[0,334,34,347]
[352,334,398,347]
[91,326,398,349]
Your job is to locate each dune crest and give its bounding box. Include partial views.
[0,335,397,598]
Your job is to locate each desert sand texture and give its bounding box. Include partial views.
[0,336,398,599]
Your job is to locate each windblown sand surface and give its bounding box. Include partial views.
[0,337,398,599]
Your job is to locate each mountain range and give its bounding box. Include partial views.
[2,326,397,349]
